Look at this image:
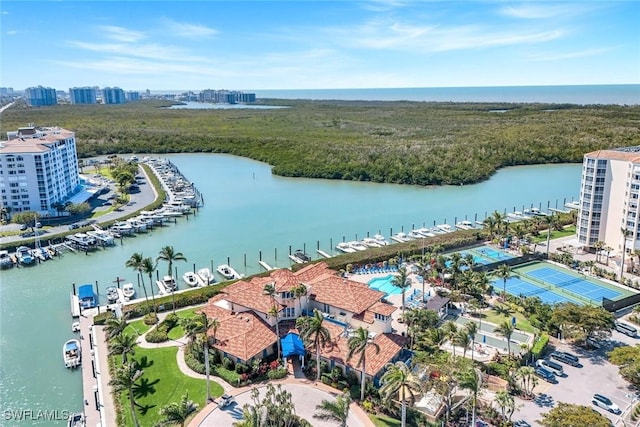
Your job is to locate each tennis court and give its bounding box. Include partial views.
[525,265,623,301]
[493,276,583,305]
[453,245,514,265]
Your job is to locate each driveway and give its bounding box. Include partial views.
[512,332,639,426]
[197,383,365,427]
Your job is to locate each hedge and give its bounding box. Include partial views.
[531,333,550,359]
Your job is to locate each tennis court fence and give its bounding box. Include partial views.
[516,271,597,305]
[603,293,640,313]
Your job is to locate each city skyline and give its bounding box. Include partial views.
[1,1,639,91]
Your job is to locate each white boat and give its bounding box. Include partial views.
[0,250,13,269]
[16,246,35,265]
[436,224,453,233]
[217,264,242,280]
[373,234,389,245]
[122,283,136,300]
[407,230,426,239]
[335,242,356,253]
[67,412,85,427]
[197,268,215,285]
[87,229,115,246]
[348,241,368,251]
[126,218,147,232]
[63,339,81,368]
[390,232,411,243]
[526,207,548,217]
[455,220,475,230]
[163,200,192,214]
[156,275,177,294]
[414,227,436,237]
[564,201,580,210]
[71,322,81,333]
[110,221,134,235]
[31,248,47,262]
[362,237,382,248]
[183,271,200,287]
[106,286,119,303]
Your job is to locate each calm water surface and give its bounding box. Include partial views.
[0,154,582,424]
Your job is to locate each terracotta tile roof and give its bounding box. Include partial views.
[199,301,277,362]
[315,322,408,377]
[353,301,397,324]
[307,275,386,315]
[585,148,640,163]
[220,279,283,314]
[294,262,332,282]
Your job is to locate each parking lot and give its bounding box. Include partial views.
[513,329,639,426]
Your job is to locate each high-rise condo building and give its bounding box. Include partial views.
[25,86,57,106]
[0,126,80,215]
[69,87,98,104]
[577,147,640,254]
[102,87,126,104]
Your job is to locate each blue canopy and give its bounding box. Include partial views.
[78,284,96,308]
[281,333,305,358]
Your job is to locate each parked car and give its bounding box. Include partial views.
[585,336,602,349]
[536,358,565,377]
[615,321,638,338]
[550,351,581,367]
[513,421,532,427]
[218,394,235,408]
[592,393,621,414]
[534,367,557,383]
[69,223,80,230]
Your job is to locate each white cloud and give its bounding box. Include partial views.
[67,40,206,62]
[98,25,145,43]
[526,47,615,61]
[6,30,17,36]
[499,3,599,19]
[160,18,218,39]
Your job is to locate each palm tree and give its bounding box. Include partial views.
[109,361,144,427]
[620,228,633,281]
[516,366,537,397]
[293,283,308,315]
[392,266,412,317]
[494,320,515,355]
[200,313,220,402]
[442,320,458,357]
[594,240,605,263]
[458,367,483,427]
[104,313,129,339]
[299,309,331,381]
[141,256,158,318]
[465,321,479,361]
[495,389,515,421]
[157,246,187,313]
[158,392,199,427]
[543,214,557,257]
[482,216,497,240]
[263,283,281,362]
[347,327,380,401]
[126,253,152,314]
[453,329,472,358]
[109,333,137,364]
[494,263,513,300]
[313,394,351,427]
[181,317,203,344]
[380,362,422,427]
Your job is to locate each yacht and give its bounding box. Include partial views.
[415,227,436,237]
[67,412,85,427]
[126,218,147,232]
[455,220,476,230]
[122,283,136,300]
[348,241,368,251]
[373,234,389,245]
[87,229,115,246]
[436,224,454,233]
[390,232,411,243]
[335,242,356,253]
[106,286,119,304]
[183,271,200,287]
[110,221,134,235]
[407,230,426,239]
[197,268,215,285]
[16,246,35,265]
[0,250,14,269]
[217,264,242,280]
[63,339,81,368]
[293,249,311,263]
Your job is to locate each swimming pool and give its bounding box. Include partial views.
[367,274,403,295]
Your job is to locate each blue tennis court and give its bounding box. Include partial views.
[455,250,492,265]
[493,276,582,305]
[527,266,622,302]
[470,245,514,262]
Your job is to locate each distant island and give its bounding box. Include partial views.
[1,98,639,186]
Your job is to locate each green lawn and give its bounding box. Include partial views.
[482,306,536,334]
[532,225,577,243]
[119,346,223,427]
[124,318,152,337]
[369,414,401,427]
[167,306,203,340]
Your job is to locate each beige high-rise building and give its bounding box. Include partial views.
[577,147,640,254]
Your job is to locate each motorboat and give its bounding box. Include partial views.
[217,264,242,280]
[88,227,115,245]
[110,221,134,235]
[16,246,35,265]
[391,232,411,243]
[197,268,215,285]
[293,249,311,263]
[348,241,368,251]
[183,271,200,287]
[63,339,81,368]
[156,275,177,294]
[0,250,13,269]
[362,237,382,248]
[106,286,119,304]
[126,218,147,232]
[455,220,476,230]
[67,412,85,427]
[414,227,436,237]
[78,284,97,309]
[436,224,454,233]
[122,283,136,300]
[373,234,389,245]
[71,322,81,333]
[407,230,426,239]
[335,242,356,253]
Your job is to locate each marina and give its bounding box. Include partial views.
[0,155,583,424]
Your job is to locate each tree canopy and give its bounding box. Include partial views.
[539,403,611,427]
[608,344,640,387]
[549,303,615,341]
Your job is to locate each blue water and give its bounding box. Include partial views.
[252,84,640,105]
[167,101,287,110]
[367,275,403,296]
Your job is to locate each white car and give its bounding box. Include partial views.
[592,394,621,414]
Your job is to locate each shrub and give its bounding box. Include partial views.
[145,329,168,343]
[235,363,250,374]
[530,333,549,359]
[163,313,180,329]
[184,351,205,374]
[267,366,288,380]
[222,357,234,370]
[143,313,158,325]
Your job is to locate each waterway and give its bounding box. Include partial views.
[0,154,582,425]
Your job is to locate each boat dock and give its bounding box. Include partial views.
[317,249,332,258]
[548,207,571,214]
[259,260,274,271]
[78,314,114,427]
[70,293,80,317]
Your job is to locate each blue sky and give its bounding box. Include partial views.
[1,1,639,91]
